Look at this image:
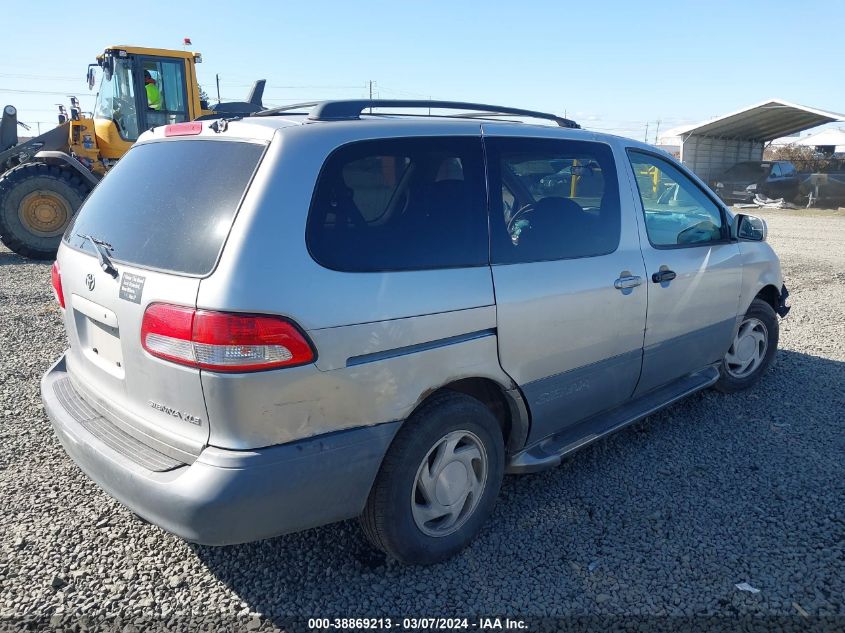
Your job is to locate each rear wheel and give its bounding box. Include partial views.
[0,162,91,259]
[360,392,504,564]
[714,298,779,393]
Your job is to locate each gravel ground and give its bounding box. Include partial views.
[1,209,843,631]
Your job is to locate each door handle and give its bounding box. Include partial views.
[652,269,677,283]
[614,275,643,290]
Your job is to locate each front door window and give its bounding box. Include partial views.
[628,150,725,247]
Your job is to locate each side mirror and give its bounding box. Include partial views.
[733,214,767,241]
[87,65,97,90]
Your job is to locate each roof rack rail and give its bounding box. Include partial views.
[255,100,580,128]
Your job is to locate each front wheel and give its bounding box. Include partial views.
[714,298,779,393]
[360,392,504,565]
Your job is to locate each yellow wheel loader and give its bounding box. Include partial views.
[0,45,265,259]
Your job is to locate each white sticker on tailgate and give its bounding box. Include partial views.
[119,273,146,304]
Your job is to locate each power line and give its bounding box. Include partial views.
[377,85,433,99]
[0,73,81,82]
[216,81,365,90]
[0,87,92,96]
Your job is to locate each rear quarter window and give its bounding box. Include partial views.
[306,137,488,272]
[64,139,265,276]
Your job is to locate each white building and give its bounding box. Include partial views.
[771,126,845,154]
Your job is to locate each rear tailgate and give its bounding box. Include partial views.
[59,250,207,452]
[56,135,268,456]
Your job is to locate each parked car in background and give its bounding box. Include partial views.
[797,156,845,206]
[42,100,790,565]
[711,160,800,203]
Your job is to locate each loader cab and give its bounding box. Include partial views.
[92,47,199,158]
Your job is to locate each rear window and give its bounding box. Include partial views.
[64,139,265,276]
[306,137,488,272]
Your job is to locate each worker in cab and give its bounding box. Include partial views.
[144,71,162,111]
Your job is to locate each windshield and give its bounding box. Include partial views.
[93,58,140,141]
[64,139,266,276]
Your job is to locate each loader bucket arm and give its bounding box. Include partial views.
[0,122,70,171]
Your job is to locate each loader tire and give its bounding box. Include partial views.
[0,162,91,259]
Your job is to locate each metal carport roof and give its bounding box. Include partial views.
[672,99,845,141]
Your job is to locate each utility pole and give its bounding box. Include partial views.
[216,74,221,104]
[368,80,374,113]
[37,122,41,135]
[644,122,649,143]
[654,119,661,145]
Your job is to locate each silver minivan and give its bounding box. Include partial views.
[42,101,790,564]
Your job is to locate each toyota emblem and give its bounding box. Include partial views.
[85,273,95,291]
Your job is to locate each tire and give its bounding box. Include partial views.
[714,298,779,394]
[0,162,92,259]
[360,391,505,565]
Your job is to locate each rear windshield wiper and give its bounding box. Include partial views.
[77,233,118,278]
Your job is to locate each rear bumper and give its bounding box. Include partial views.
[720,192,755,203]
[41,354,400,545]
[716,185,755,203]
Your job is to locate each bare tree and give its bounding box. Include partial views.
[764,144,833,173]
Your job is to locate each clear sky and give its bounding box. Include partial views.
[2,0,842,140]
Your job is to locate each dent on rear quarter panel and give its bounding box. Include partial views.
[199,327,511,450]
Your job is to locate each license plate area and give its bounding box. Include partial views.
[85,319,123,367]
[71,294,125,378]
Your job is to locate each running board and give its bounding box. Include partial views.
[506,366,720,474]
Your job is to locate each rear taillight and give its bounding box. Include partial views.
[51,261,65,309]
[140,303,315,372]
